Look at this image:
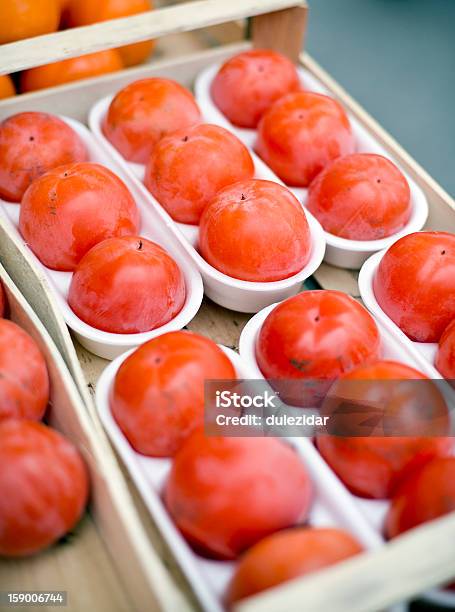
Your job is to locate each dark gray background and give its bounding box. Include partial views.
[306,0,455,196]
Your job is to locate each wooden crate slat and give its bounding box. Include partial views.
[252,5,308,62]
[0,0,306,74]
[237,511,455,612]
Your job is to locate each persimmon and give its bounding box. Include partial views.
[316,361,452,499]
[373,232,455,342]
[385,457,455,539]
[144,123,254,224]
[435,319,455,381]
[0,0,59,44]
[0,75,15,100]
[227,528,363,604]
[20,50,124,93]
[0,320,49,422]
[255,91,355,186]
[307,154,411,240]
[111,331,236,456]
[104,78,201,163]
[199,179,311,281]
[211,49,300,128]
[68,236,185,334]
[164,432,313,559]
[65,0,155,67]
[256,290,381,406]
[0,420,89,557]
[0,112,88,203]
[19,162,139,271]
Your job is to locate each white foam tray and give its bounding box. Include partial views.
[89,97,326,313]
[0,117,203,360]
[240,301,455,608]
[359,250,443,378]
[195,63,429,270]
[95,342,413,612]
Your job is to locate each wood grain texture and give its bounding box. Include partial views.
[252,5,308,61]
[313,264,360,297]
[0,0,305,74]
[1,517,132,612]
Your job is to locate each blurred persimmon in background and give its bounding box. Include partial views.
[20,50,124,92]
[64,0,156,67]
[0,76,16,100]
[0,0,60,44]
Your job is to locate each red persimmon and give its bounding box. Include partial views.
[0,419,89,557]
[144,123,254,224]
[227,527,363,604]
[307,153,411,240]
[255,91,355,186]
[68,236,185,334]
[111,331,236,456]
[0,319,49,422]
[0,112,87,202]
[211,49,300,128]
[385,457,455,539]
[436,319,455,380]
[316,360,452,499]
[19,162,139,271]
[256,290,381,406]
[199,179,311,282]
[103,78,201,163]
[373,232,455,342]
[164,431,313,559]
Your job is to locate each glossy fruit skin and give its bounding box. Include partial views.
[211,49,300,128]
[19,162,139,271]
[373,232,455,342]
[104,78,201,163]
[0,419,89,557]
[227,527,363,604]
[68,236,185,333]
[0,75,15,100]
[144,124,255,224]
[20,50,123,93]
[0,0,59,44]
[0,320,49,422]
[256,290,381,406]
[436,319,455,380]
[65,0,155,67]
[199,179,311,282]
[307,153,411,240]
[164,432,313,559]
[255,91,355,187]
[385,457,455,540]
[111,331,236,456]
[317,361,452,499]
[0,112,88,203]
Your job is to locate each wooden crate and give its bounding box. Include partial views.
[0,264,191,612]
[0,2,455,611]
